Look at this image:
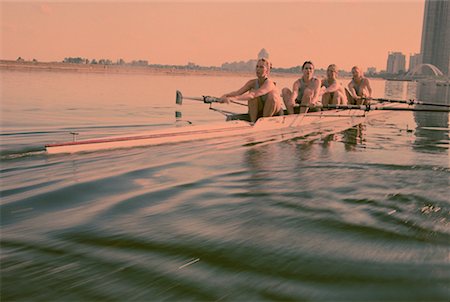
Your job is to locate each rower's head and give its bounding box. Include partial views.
[351,66,362,78]
[327,64,338,79]
[302,61,314,77]
[256,58,272,78]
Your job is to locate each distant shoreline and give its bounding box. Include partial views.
[0,60,300,78]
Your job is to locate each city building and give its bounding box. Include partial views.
[386,52,406,74]
[366,67,377,76]
[221,48,268,72]
[420,0,450,75]
[408,53,422,72]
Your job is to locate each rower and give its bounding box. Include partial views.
[347,66,372,105]
[282,61,322,114]
[321,64,348,108]
[218,58,283,123]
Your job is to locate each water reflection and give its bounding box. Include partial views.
[384,80,417,99]
[383,79,448,154]
[242,145,283,198]
[413,80,449,153]
[242,124,370,194]
[416,80,450,105]
[318,124,365,152]
[341,125,365,151]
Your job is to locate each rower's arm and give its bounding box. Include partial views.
[311,78,321,104]
[324,81,339,93]
[289,81,300,105]
[233,80,275,101]
[347,81,358,98]
[365,79,373,97]
[221,80,253,98]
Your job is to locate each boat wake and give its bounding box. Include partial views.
[1,147,46,160]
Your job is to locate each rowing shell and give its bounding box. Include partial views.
[45,103,404,154]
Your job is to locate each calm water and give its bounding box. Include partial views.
[1,70,449,301]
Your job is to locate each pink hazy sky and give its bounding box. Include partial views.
[1,0,424,71]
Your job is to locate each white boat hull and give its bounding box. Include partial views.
[45,105,399,154]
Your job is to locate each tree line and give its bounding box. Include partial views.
[15,56,349,75]
[62,57,149,66]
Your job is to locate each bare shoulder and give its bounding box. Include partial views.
[266,77,277,86]
[244,78,257,88]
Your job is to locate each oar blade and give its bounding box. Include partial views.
[176,90,183,105]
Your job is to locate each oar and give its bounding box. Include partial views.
[364,97,450,108]
[176,90,247,106]
[304,104,450,113]
[176,90,220,105]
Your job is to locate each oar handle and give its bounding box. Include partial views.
[176,90,248,107]
[183,96,220,103]
[203,96,221,103]
[176,90,221,105]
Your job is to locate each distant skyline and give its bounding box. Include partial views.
[1,1,425,71]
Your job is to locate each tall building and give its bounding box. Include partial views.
[367,67,377,75]
[420,0,450,75]
[386,52,406,74]
[408,53,422,72]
